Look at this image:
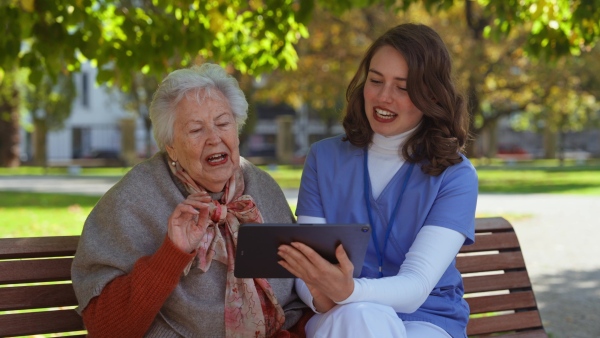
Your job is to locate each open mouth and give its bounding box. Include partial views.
[374,108,397,120]
[206,153,228,165]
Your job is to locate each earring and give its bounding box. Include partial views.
[171,161,176,166]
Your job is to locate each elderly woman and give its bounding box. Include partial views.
[71,63,306,337]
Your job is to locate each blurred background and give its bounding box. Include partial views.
[1,0,599,169]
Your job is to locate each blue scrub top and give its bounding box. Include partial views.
[296,134,478,338]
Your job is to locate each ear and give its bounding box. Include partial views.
[165,144,176,162]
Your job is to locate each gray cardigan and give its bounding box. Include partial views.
[71,152,305,337]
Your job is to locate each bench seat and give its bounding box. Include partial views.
[0,217,547,337]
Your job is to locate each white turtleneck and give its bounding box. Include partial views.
[368,130,409,199]
[295,130,466,314]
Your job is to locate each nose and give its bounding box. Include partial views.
[378,84,393,103]
[205,127,222,145]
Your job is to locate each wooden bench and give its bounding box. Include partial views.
[0,217,546,337]
[458,217,547,337]
[0,236,85,337]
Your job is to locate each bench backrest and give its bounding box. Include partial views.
[0,217,547,337]
[460,217,547,337]
[0,236,85,337]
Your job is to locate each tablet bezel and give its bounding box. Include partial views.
[234,223,371,278]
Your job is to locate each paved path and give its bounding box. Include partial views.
[1,176,598,337]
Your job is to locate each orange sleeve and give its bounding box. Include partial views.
[82,236,195,338]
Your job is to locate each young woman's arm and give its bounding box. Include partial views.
[336,225,465,313]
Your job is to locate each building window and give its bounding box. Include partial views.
[82,72,89,108]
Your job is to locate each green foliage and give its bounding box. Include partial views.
[479,0,600,59]
[1,0,599,93]
[0,0,312,90]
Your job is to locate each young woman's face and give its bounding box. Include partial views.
[166,90,240,192]
[363,45,424,137]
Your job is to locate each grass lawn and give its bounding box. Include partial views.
[1,160,598,237]
[0,192,99,237]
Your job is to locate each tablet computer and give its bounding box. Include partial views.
[234,223,371,278]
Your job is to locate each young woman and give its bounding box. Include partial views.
[278,23,478,338]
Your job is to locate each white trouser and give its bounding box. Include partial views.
[305,302,452,338]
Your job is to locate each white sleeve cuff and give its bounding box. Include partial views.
[295,278,321,313]
[296,215,327,224]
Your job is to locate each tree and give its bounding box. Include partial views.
[509,45,600,159]
[0,69,20,167]
[115,72,160,159]
[254,5,399,146]
[0,0,312,166]
[25,72,77,166]
[255,1,600,159]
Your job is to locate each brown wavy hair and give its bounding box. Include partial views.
[342,23,469,176]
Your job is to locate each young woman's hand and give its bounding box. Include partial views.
[167,191,212,253]
[306,284,337,313]
[278,242,355,305]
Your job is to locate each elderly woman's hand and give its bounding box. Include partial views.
[278,242,355,308]
[167,191,213,253]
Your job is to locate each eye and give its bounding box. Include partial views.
[397,86,407,91]
[369,78,383,84]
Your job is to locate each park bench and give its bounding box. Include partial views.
[458,217,547,337]
[0,217,546,337]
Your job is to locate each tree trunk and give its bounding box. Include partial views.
[0,86,20,167]
[543,125,557,159]
[463,0,487,159]
[481,119,498,158]
[465,74,482,158]
[32,118,48,167]
[143,116,153,158]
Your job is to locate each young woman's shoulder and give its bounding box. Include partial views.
[309,134,361,158]
[438,154,478,185]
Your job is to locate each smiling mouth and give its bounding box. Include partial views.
[375,108,397,120]
[206,153,228,164]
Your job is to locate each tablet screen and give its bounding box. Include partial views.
[234,223,371,278]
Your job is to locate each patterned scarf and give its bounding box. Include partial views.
[169,160,285,338]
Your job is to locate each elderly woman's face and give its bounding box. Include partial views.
[166,90,240,192]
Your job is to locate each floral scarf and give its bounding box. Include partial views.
[169,160,285,338]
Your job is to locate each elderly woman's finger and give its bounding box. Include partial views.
[171,204,200,219]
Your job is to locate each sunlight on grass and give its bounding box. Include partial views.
[0,206,92,237]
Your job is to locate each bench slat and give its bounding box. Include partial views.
[0,309,85,337]
[461,232,521,253]
[0,236,78,259]
[474,217,513,232]
[456,251,526,274]
[467,311,544,336]
[466,291,538,314]
[0,284,79,311]
[463,271,531,293]
[0,258,73,285]
[475,329,548,338]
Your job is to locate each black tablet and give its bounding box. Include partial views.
[234,223,371,278]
